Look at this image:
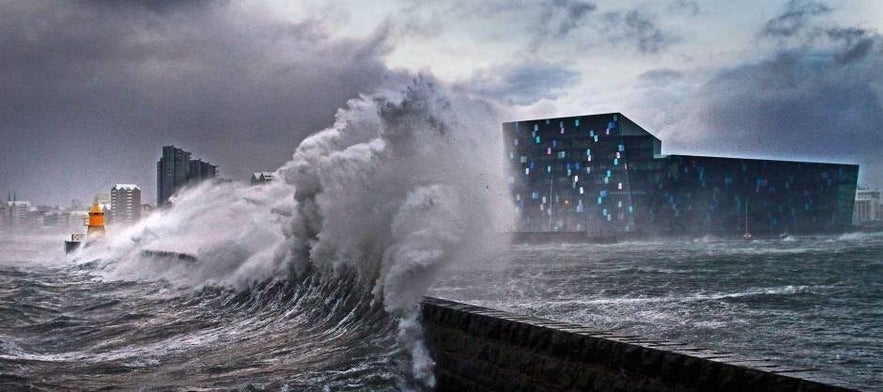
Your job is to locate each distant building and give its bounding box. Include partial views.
[41,212,59,227]
[504,113,859,235]
[96,192,111,216]
[189,159,217,180]
[156,145,218,206]
[111,184,141,225]
[42,210,67,227]
[140,203,155,218]
[853,189,882,225]
[4,193,35,229]
[250,172,275,185]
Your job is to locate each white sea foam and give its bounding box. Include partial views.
[837,231,883,241]
[70,77,514,388]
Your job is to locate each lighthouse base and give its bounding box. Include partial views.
[64,240,81,254]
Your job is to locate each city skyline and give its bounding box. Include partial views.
[1,0,882,205]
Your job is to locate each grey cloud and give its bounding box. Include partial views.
[394,0,675,55]
[683,38,883,187]
[759,2,877,64]
[82,0,222,14]
[539,4,676,54]
[0,1,393,205]
[546,0,597,37]
[825,27,876,64]
[633,0,883,188]
[600,10,676,53]
[529,0,675,53]
[456,62,580,106]
[762,0,831,37]
[638,68,684,84]
[667,0,700,17]
[835,36,875,64]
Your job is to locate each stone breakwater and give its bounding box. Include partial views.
[421,297,859,392]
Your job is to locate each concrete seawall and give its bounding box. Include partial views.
[421,297,858,392]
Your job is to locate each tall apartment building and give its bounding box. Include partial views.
[111,184,141,225]
[156,145,218,206]
[504,113,859,235]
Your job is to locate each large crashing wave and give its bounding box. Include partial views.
[73,77,513,388]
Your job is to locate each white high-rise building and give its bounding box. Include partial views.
[111,184,141,225]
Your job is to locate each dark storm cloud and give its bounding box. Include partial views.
[543,0,598,37]
[761,0,831,37]
[678,2,883,187]
[696,50,883,150]
[395,0,675,55]
[519,0,675,54]
[540,3,676,54]
[456,62,580,106]
[0,1,392,204]
[83,0,221,14]
[826,27,877,64]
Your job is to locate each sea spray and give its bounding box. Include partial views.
[277,77,512,387]
[75,178,295,288]
[70,76,512,388]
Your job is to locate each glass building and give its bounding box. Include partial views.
[503,113,858,236]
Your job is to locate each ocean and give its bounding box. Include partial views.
[0,231,879,390]
[431,232,883,391]
[0,233,405,391]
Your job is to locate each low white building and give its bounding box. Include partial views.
[250,172,275,185]
[853,189,882,225]
[4,198,35,229]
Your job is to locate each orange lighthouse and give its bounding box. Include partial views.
[65,199,107,254]
[86,200,106,238]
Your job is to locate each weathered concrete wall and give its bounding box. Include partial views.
[421,297,857,392]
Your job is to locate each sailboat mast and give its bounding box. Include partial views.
[745,199,749,234]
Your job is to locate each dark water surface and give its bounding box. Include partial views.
[1,232,880,390]
[432,231,883,391]
[0,235,403,391]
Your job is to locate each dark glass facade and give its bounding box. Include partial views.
[504,113,858,235]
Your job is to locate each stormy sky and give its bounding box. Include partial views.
[1,0,881,206]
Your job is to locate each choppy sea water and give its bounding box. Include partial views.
[431,231,883,391]
[0,233,404,391]
[1,231,880,390]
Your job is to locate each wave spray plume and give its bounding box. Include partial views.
[73,77,513,389]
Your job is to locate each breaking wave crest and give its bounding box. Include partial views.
[68,77,513,389]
